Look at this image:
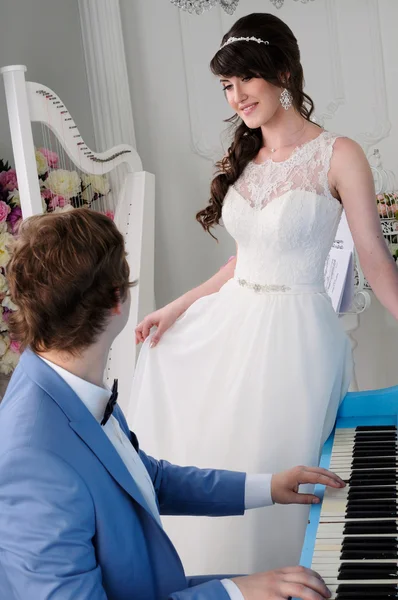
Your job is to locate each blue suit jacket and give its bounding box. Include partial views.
[0,351,246,599]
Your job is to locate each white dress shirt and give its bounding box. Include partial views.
[41,357,274,600]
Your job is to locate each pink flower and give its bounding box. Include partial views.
[0,201,11,223]
[47,194,67,210]
[377,203,389,217]
[376,194,385,202]
[41,189,52,200]
[8,206,22,233]
[0,170,18,192]
[38,148,59,168]
[105,210,114,221]
[378,203,398,218]
[390,204,398,217]
[9,340,21,354]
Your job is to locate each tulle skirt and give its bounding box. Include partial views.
[128,279,352,575]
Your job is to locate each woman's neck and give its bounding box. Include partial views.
[260,111,311,152]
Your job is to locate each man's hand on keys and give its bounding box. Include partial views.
[271,466,345,505]
[232,565,331,600]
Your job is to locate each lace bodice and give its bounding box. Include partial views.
[222,131,343,287]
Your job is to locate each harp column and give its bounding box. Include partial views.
[78,0,136,151]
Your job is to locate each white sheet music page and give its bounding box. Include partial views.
[324,211,355,313]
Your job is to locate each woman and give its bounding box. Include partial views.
[129,13,398,575]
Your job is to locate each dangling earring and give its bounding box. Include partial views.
[280,88,293,110]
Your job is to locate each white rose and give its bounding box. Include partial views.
[8,189,20,206]
[0,348,19,374]
[2,295,18,311]
[82,174,110,196]
[0,334,9,357]
[44,169,81,200]
[36,150,49,176]
[0,313,9,332]
[0,273,8,294]
[0,231,14,269]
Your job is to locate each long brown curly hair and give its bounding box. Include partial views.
[196,13,317,238]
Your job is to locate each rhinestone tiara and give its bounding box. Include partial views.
[219,36,270,51]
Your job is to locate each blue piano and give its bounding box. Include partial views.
[296,385,398,600]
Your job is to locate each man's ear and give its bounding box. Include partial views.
[111,288,122,316]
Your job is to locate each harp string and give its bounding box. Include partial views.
[37,91,117,218]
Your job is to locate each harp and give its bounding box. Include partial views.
[1,64,155,410]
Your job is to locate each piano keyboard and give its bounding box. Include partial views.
[311,425,398,599]
[295,387,398,600]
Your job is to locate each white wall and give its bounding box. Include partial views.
[0,0,94,162]
[1,0,397,392]
[120,0,236,311]
[122,0,398,391]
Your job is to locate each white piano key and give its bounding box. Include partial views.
[306,424,398,596]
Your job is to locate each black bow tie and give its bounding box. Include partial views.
[101,379,118,426]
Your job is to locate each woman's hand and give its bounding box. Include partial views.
[135,303,183,347]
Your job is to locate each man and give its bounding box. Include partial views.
[0,209,341,599]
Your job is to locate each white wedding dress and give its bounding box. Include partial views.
[128,131,353,576]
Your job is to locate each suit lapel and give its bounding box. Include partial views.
[69,419,157,522]
[20,350,159,525]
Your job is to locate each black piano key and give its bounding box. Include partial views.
[352,439,397,446]
[346,507,398,515]
[352,458,398,466]
[353,448,398,457]
[349,477,398,486]
[348,488,398,500]
[340,548,397,560]
[353,441,397,446]
[344,520,398,534]
[338,565,398,580]
[354,464,398,469]
[354,431,397,437]
[346,512,397,518]
[353,443,398,447]
[349,468,398,474]
[336,584,398,599]
[347,454,397,460]
[348,482,398,489]
[349,475,398,481]
[355,432,397,437]
[350,469,398,474]
[348,497,398,505]
[356,426,397,430]
[336,592,398,599]
[346,500,397,507]
[343,536,398,546]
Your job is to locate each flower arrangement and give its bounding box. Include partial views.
[376,192,398,219]
[375,192,398,264]
[0,149,112,375]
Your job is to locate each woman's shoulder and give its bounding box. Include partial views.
[327,133,370,191]
[326,131,364,157]
[328,133,367,166]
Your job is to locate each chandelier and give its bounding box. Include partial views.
[170,0,315,15]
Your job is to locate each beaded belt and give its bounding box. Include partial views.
[236,278,325,294]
